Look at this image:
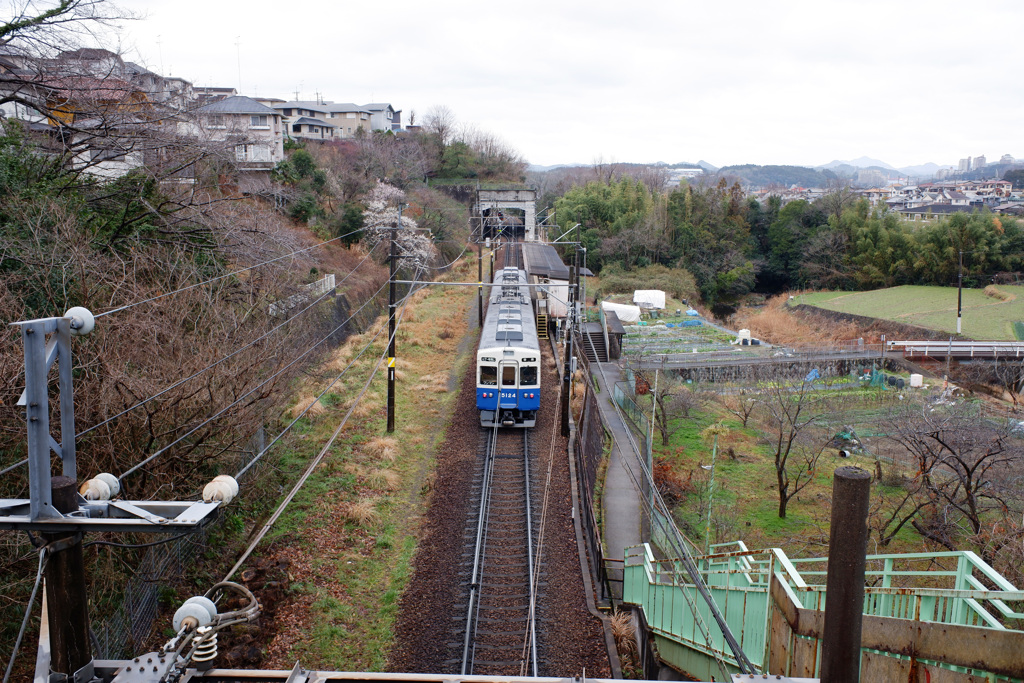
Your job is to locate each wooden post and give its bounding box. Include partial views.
[820,466,871,683]
[44,476,91,677]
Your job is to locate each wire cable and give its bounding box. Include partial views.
[117,277,391,484]
[77,243,382,439]
[224,264,426,581]
[234,303,391,480]
[94,226,368,319]
[2,548,46,683]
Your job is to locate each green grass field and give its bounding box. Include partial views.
[792,285,1024,340]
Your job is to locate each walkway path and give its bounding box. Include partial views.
[590,361,645,597]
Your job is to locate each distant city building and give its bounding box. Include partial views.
[1001,154,1015,164]
[959,157,971,172]
[975,155,987,169]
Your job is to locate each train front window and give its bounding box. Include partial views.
[502,366,517,386]
[520,366,538,386]
[480,366,497,386]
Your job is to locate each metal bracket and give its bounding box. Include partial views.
[284,661,307,683]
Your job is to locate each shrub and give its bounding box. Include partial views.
[599,263,699,302]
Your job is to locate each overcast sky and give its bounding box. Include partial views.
[113,0,1022,170]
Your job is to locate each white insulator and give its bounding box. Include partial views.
[192,627,218,667]
[79,478,111,501]
[64,307,95,336]
[183,596,217,619]
[202,480,235,504]
[211,475,239,498]
[94,473,120,498]
[173,602,214,631]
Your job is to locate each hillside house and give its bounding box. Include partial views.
[361,102,401,132]
[192,95,284,170]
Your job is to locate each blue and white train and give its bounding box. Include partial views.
[476,267,541,428]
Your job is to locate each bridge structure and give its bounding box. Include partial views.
[889,339,1024,360]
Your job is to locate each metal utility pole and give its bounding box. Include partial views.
[387,206,402,433]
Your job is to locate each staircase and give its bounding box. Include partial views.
[581,322,607,362]
[536,313,548,339]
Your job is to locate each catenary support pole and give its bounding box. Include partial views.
[386,207,400,433]
[44,476,91,678]
[477,222,484,329]
[820,466,872,683]
[561,227,579,437]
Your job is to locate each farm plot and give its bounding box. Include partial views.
[622,321,740,356]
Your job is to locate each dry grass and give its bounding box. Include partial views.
[610,609,638,657]
[984,285,1013,301]
[732,294,860,345]
[290,395,327,419]
[364,436,399,458]
[366,468,401,492]
[340,498,380,527]
[412,373,449,393]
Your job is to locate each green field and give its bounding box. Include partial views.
[791,285,1024,340]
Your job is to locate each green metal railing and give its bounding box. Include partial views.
[623,541,1024,679]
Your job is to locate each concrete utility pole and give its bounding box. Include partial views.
[957,249,964,335]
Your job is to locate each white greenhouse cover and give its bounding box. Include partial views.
[633,289,666,309]
[602,301,641,323]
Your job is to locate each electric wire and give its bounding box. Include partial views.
[580,336,745,678]
[93,226,369,319]
[82,522,211,550]
[233,290,395,480]
[224,264,426,582]
[76,243,382,440]
[117,277,391,484]
[0,243,383,480]
[2,548,46,683]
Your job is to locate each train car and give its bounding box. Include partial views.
[477,267,541,428]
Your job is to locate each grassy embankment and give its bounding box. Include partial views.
[215,255,478,670]
[792,285,1024,340]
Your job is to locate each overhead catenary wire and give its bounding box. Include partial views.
[224,264,426,582]
[76,243,382,440]
[93,225,369,319]
[117,277,392,485]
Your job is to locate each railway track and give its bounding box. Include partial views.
[459,426,539,676]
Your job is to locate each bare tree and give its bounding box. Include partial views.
[720,388,758,427]
[422,104,456,146]
[885,401,1019,553]
[758,378,830,518]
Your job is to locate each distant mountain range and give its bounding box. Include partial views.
[816,157,951,178]
[528,157,954,179]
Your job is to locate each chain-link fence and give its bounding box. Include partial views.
[94,427,267,658]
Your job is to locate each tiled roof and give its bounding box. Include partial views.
[197,95,277,115]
